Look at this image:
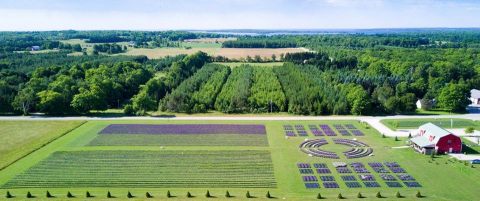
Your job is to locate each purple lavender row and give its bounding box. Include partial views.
[99,124,266,135]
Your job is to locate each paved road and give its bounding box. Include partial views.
[0,114,479,137]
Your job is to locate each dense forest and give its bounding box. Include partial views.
[1,30,479,115]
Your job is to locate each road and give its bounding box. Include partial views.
[0,114,479,137]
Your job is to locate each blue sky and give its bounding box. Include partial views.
[0,0,479,30]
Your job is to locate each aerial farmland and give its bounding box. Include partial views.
[1,119,480,200]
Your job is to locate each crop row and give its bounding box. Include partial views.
[88,134,269,146]
[2,150,276,189]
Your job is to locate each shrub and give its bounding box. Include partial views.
[266,191,272,198]
[187,192,193,198]
[416,191,423,198]
[127,191,134,198]
[395,136,399,141]
[46,191,53,198]
[6,191,13,198]
[376,192,382,198]
[67,191,74,198]
[107,191,113,198]
[337,193,344,199]
[167,190,172,198]
[26,191,34,198]
[246,191,252,198]
[465,127,475,134]
[86,191,93,198]
[146,192,153,198]
[382,134,386,138]
[317,193,323,199]
[357,192,363,198]
[225,190,231,198]
[396,191,402,198]
[206,190,211,198]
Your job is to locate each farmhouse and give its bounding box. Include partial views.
[31,46,40,51]
[470,89,480,105]
[409,123,462,155]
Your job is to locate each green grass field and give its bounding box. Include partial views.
[0,120,479,200]
[0,121,85,170]
[381,118,480,130]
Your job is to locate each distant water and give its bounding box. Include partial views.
[190,28,480,36]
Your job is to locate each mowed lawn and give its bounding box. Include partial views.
[381,118,480,130]
[0,120,479,201]
[0,121,85,170]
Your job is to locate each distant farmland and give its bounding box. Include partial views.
[119,47,309,59]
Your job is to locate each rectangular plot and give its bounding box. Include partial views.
[323,182,339,188]
[341,175,357,181]
[364,181,381,188]
[404,182,422,188]
[345,182,362,188]
[386,181,403,188]
[305,183,320,189]
[88,134,269,147]
[1,150,276,188]
[99,124,266,135]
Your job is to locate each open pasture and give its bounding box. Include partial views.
[119,46,309,59]
[0,121,85,170]
[0,120,480,200]
[381,118,480,130]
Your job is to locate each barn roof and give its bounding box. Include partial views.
[410,136,435,147]
[411,123,455,147]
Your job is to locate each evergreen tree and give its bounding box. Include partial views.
[107,191,113,198]
[246,191,252,198]
[337,193,344,199]
[187,192,193,198]
[26,191,33,198]
[376,192,382,198]
[6,191,13,198]
[46,191,53,198]
[167,190,172,198]
[67,191,74,198]
[127,191,134,198]
[225,190,231,198]
[146,192,153,198]
[86,191,92,198]
[206,190,212,198]
[357,192,363,198]
[416,191,423,198]
[396,191,402,198]
[266,191,272,198]
[316,193,323,199]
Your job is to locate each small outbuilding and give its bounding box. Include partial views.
[470,89,480,105]
[410,123,462,155]
[31,46,40,51]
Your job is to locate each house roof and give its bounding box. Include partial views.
[471,89,480,99]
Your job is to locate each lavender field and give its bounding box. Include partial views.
[99,124,266,135]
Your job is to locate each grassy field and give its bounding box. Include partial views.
[381,118,480,130]
[118,46,308,60]
[0,120,479,200]
[0,121,85,170]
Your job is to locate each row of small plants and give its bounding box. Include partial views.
[4,190,273,199]
[5,190,424,199]
[317,191,424,199]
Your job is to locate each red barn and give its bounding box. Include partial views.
[410,123,462,155]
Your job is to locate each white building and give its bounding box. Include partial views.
[470,89,480,105]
